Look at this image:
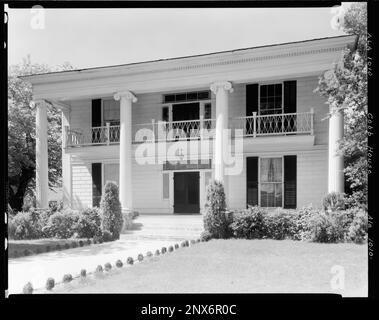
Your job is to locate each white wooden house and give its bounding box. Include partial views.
[24,35,356,214]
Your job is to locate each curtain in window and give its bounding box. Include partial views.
[260,158,282,182]
[260,158,282,207]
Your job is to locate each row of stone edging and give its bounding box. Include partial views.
[22,238,203,294]
[11,238,102,259]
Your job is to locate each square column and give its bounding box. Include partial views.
[328,108,344,193]
[33,100,49,209]
[114,91,137,213]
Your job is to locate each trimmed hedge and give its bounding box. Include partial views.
[229,205,368,244]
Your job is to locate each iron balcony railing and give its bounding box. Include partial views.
[65,110,314,147]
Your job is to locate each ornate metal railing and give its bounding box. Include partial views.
[231,110,314,138]
[65,111,313,147]
[133,117,216,142]
[65,124,120,147]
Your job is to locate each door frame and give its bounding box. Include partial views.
[173,170,200,214]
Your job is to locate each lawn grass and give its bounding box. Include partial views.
[52,239,367,296]
[8,238,90,258]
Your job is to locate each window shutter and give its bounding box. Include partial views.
[246,157,259,207]
[284,155,297,209]
[92,163,102,207]
[92,99,102,127]
[284,81,297,114]
[246,84,259,116]
[162,106,169,122]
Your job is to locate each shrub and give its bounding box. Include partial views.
[196,238,201,243]
[116,260,123,268]
[55,244,61,251]
[76,207,102,239]
[100,182,123,241]
[200,230,212,242]
[168,246,174,252]
[45,278,55,290]
[146,251,153,257]
[13,250,19,258]
[230,206,267,239]
[127,257,134,265]
[71,242,78,248]
[307,213,345,243]
[22,190,36,212]
[161,247,167,254]
[190,240,196,245]
[63,274,73,283]
[203,181,230,239]
[80,269,87,277]
[64,243,70,250]
[48,200,64,213]
[104,262,112,271]
[264,209,298,240]
[23,249,32,256]
[79,240,84,247]
[155,250,160,256]
[87,239,91,245]
[174,244,179,249]
[322,192,347,212]
[137,254,144,262]
[42,209,79,239]
[95,265,103,273]
[10,210,43,240]
[36,248,41,254]
[292,206,320,241]
[23,282,33,294]
[101,230,113,242]
[45,245,50,252]
[347,208,368,243]
[180,241,186,248]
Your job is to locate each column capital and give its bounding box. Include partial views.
[30,99,49,109]
[210,81,233,95]
[114,91,137,103]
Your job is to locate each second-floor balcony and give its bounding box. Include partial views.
[65,110,314,148]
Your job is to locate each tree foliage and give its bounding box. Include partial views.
[8,56,73,210]
[315,3,367,207]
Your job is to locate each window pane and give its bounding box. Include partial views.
[260,158,282,182]
[104,164,119,189]
[204,103,212,119]
[261,183,282,207]
[268,84,274,97]
[103,100,120,123]
[163,173,170,199]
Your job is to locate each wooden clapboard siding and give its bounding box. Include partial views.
[296,76,329,145]
[71,160,93,210]
[297,149,328,208]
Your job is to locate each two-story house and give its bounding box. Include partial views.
[24,35,356,215]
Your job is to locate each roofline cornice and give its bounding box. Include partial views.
[21,35,357,85]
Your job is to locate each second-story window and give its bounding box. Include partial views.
[259,83,283,115]
[103,99,120,126]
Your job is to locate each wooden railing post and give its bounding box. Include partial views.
[253,112,257,138]
[310,108,314,135]
[106,122,110,145]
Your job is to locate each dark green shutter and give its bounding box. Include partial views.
[246,157,259,207]
[162,106,169,122]
[284,155,297,209]
[92,99,102,127]
[92,163,102,207]
[246,84,259,116]
[283,81,297,114]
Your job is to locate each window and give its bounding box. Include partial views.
[163,91,210,104]
[103,99,120,126]
[260,157,283,207]
[103,163,119,189]
[163,173,170,199]
[259,83,283,115]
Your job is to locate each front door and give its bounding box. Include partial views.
[174,172,200,214]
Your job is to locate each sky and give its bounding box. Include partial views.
[6,6,348,70]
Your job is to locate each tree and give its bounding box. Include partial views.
[8,56,74,211]
[315,3,367,208]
